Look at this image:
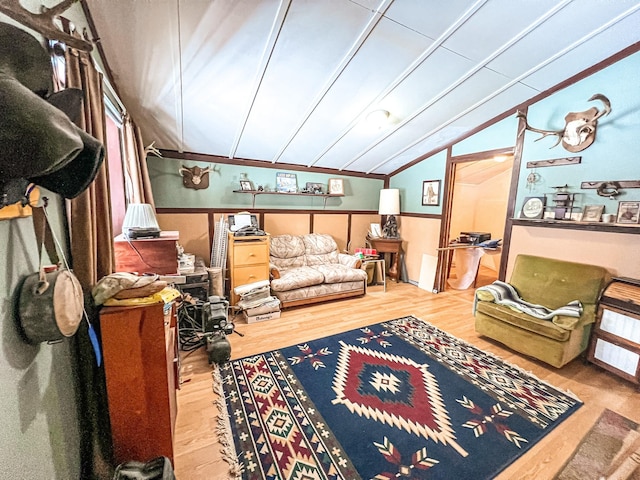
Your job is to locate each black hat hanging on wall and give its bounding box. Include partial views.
[0,22,105,208]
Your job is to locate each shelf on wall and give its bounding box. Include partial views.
[233,190,344,209]
[511,218,640,234]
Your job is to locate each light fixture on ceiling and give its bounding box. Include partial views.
[493,155,508,163]
[366,109,391,129]
[378,188,400,238]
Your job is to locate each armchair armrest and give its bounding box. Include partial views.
[338,253,361,269]
[269,263,281,279]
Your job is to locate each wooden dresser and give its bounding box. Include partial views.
[587,277,640,385]
[100,302,179,464]
[227,233,270,306]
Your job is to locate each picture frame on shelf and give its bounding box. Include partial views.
[305,182,323,194]
[616,201,640,224]
[422,180,440,206]
[581,204,605,222]
[240,180,254,191]
[276,172,298,193]
[520,196,545,219]
[328,178,344,195]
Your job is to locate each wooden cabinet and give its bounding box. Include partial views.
[100,302,179,464]
[227,233,270,306]
[587,277,640,385]
[113,231,179,275]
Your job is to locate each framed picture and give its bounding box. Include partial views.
[616,201,640,224]
[520,196,545,219]
[305,182,323,194]
[582,204,605,222]
[276,172,297,193]
[328,178,344,195]
[239,180,254,191]
[422,180,440,206]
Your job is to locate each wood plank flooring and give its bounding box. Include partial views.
[173,271,639,480]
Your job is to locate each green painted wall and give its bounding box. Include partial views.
[390,150,448,214]
[515,50,640,216]
[149,157,384,211]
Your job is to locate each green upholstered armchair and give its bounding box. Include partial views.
[474,254,610,368]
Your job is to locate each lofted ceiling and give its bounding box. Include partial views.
[84,0,640,176]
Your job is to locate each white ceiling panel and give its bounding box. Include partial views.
[79,0,640,175]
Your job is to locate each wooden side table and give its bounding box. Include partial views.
[367,237,402,282]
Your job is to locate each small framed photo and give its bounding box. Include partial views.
[422,180,440,206]
[520,196,545,219]
[328,178,344,195]
[616,201,640,224]
[581,204,605,222]
[305,182,323,194]
[240,180,254,191]
[276,172,297,193]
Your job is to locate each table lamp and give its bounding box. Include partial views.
[378,189,400,238]
[122,203,161,238]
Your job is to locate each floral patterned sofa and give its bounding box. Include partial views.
[269,233,367,308]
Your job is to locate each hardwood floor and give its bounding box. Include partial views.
[173,272,639,479]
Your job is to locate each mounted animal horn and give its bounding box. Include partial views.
[179,165,211,190]
[516,94,611,153]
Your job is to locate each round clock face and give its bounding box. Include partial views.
[522,197,544,218]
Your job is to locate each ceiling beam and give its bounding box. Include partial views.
[228,0,292,159]
[367,1,640,174]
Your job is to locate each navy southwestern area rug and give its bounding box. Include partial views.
[215,315,582,479]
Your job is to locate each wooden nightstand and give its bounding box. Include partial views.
[227,233,270,306]
[587,277,640,385]
[366,237,402,282]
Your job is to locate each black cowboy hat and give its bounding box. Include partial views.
[0,22,104,206]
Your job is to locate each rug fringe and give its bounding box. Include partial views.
[212,366,243,479]
[406,314,583,403]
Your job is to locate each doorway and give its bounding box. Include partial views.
[437,149,514,292]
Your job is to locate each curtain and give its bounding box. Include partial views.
[65,47,114,286]
[122,114,156,207]
[64,30,115,480]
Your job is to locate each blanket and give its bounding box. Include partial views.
[474,280,582,322]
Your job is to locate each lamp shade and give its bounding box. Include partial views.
[121,203,160,236]
[378,189,400,215]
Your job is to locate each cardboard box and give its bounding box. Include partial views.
[244,310,281,324]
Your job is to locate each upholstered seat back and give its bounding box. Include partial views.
[303,234,339,265]
[509,254,609,309]
[269,234,306,269]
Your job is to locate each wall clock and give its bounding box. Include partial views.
[521,196,546,219]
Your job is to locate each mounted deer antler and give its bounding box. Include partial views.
[179,165,220,189]
[0,0,93,51]
[144,141,162,158]
[516,94,611,153]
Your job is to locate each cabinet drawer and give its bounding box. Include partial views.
[233,265,268,287]
[233,244,268,266]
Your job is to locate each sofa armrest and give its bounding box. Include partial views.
[338,253,361,269]
[270,263,281,279]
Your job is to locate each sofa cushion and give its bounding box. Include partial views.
[270,235,306,269]
[272,281,366,303]
[312,264,368,284]
[270,266,324,292]
[303,234,339,265]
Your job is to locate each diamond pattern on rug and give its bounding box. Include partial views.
[216,316,582,479]
[332,340,467,457]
